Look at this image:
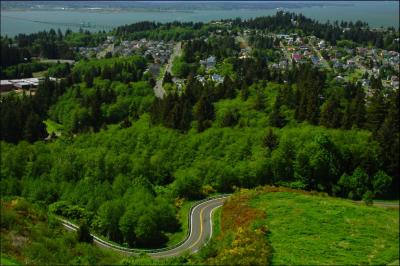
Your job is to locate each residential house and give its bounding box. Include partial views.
[279,60,288,69]
[196,75,206,85]
[361,79,370,87]
[318,40,326,49]
[391,75,399,88]
[0,80,14,92]
[310,56,320,65]
[332,59,343,69]
[334,75,345,83]
[346,59,356,68]
[211,74,224,84]
[200,56,216,70]
[292,53,303,63]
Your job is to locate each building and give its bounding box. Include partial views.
[211,74,224,84]
[1,77,42,92]
[196,75,206,85]
[310,56,320,65]
[279,60,288,69]
[332,59,343,69]
[0,80,14,92]
[318,40,326,49]
[106,36,116,42]
[200,56,216,70]
[334,75,345,83]
[276,34,290,39]
[346,60,356,68]
[292,53,303,63]
[361,79,370,87]
[391,76,399,88]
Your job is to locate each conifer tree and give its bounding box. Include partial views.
[365,77,386,132]
[262,128,279,150]
[84,71,94,88]
[353,84,367,128]
[193,95,214,132]
[376,90,399,190]
[163,71,173,84]
[23,113,46,143]
[77,221,93,243]
[320,96,342,128]
[240,83,250,101]
[270,91,286,128]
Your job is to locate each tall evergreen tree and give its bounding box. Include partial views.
[84,71,94,88]
[77,221,93,243]
[270,91,286,128]
[365,77,386,132]
[295,65,324,124]
[320,96,342,128]
[23,113,46,143]
[352,84,367,128]
[375,90,399,195]
[262,128,279,151]
[193,95,214,132]
[240,83,250,101]
[163,71,173,84]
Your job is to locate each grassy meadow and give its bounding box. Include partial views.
[249,189,399,265]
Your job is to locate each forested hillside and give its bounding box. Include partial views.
[0,12,399,263]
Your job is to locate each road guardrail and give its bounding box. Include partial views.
[58,194,231,254]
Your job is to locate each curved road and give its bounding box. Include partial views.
[61,195,228,258]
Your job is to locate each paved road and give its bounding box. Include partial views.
[153,42,181,99]
[61,195,228,258]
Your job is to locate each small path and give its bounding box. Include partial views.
[153,42,181,98]
[353,200,399,209]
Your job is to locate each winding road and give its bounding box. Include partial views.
[61,195,229,258]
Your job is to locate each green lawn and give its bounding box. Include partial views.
[345,68,365,82]
[250,192,399,265]
[44,119,63,137]
[0,254,20,265]
[32,70,47,78]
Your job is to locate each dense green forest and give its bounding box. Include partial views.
[1,12,399,260]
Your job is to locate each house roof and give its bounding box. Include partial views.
[292,54,302,60]
[0,80,12,85]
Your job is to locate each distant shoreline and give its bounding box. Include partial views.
[1,1,398,37]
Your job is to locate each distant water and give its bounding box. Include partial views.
[1,1,399,37]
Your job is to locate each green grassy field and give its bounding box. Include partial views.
[44,119,63,137]
[0,254,20,266]
[250,191,399,265]
[32,70,47,78]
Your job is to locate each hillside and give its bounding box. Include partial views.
[1,12,399,265]
[0,198,122,265]
[208,187,399,265]
[122,187,399,265]
[1,189,398,265]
